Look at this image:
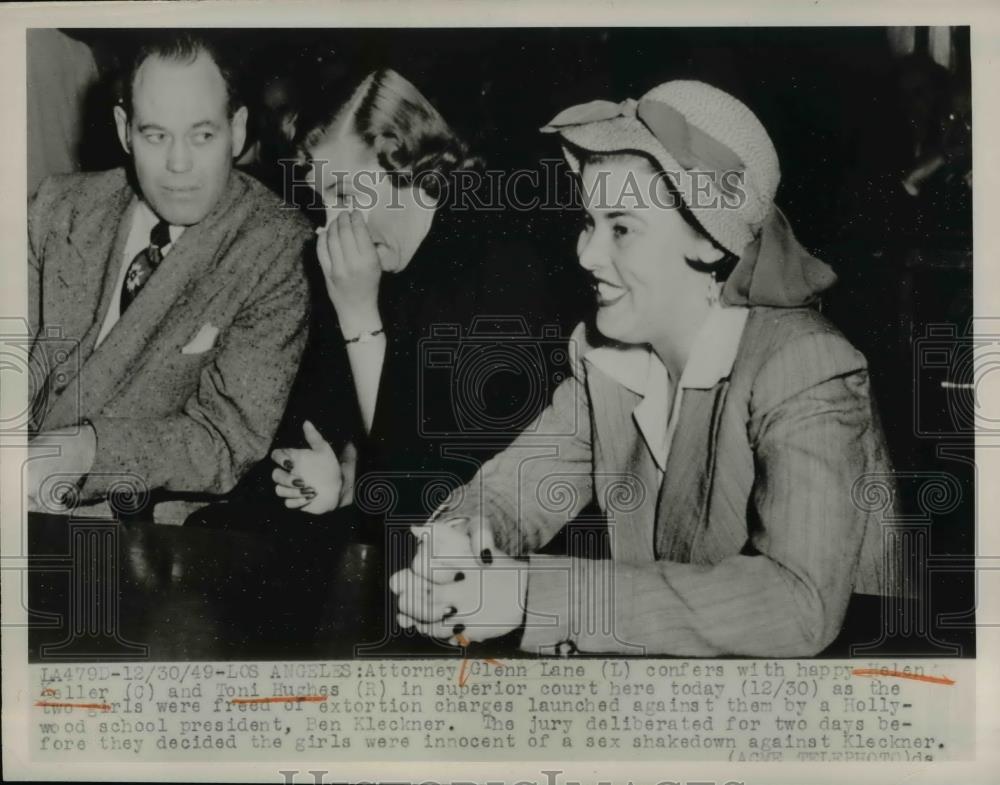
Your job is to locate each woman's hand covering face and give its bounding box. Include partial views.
[316,209,383,334]
[270,421,357,514]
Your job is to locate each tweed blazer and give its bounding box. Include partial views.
[28,167,312,523]
[434,305,898,656]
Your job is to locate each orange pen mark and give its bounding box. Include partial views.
[34,701,111,711]
[852,668,955,686]
[455,633,504,687]
[40,688,58,696]
[229,695,326,705]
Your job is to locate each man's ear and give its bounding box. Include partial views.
[230,106,249,159]
[113,105,131,155]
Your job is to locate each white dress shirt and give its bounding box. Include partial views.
[95,200,184,347]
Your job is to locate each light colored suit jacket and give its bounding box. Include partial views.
[28,167,311,523]
[435,306,900,656]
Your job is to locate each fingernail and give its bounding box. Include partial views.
[452,623,465,636]
[480,549,493,566]
[454,571,465,582]
[304,489,316,498]
[293,479,305,488]
[443,606,457,620]
[283,460,293,470]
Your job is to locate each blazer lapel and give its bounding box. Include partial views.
[54,171,251,420]
[88,212,203,359]
[80,197,138,360]
[653,381,730,561]
[43,171,250,428]
[587,367,660,564]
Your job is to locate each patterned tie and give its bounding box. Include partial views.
[120,219,171,313]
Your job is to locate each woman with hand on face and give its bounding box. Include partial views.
[392,80,903,657]
[267,67,488,525]
[192,67,551,542]
[266,69,444,519]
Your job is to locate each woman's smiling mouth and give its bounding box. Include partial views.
[594,278,627,306]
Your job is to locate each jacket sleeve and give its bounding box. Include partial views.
[27,176,75,337]
[80,224,311,498]
[27,175,77,426]
[430,340,595,559]
[27,179,48,339]
[27,179,51,412]
[520,330,883,656]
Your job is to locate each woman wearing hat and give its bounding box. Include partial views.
[391,80,900,657]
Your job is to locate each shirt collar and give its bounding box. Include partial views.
[584,303,749,395]
[134,200,184,247]
[680,303,750,389]
[584,304,749,471]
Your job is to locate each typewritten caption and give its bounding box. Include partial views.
[29,659,972,761]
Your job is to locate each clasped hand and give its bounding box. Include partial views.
[271,421,357,514]
[390,517,527,644]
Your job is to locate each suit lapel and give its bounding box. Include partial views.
[80,197,138,360]
[587,367,659,563]
[653,381,730,561]
[43,171,248,427]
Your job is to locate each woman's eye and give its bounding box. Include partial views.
[144,132,165,144]
[612,223,629,239]
[193,132,214,144]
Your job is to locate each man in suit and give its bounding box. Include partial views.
[27,32,311,523]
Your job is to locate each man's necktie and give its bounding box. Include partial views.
[120,219,171,313]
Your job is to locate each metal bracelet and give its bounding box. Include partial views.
[343,327,385,344]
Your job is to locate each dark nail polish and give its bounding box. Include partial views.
[454,571,465,582]
[283,460,293,470]
[443,606,457,620]
[480,548,493,565]
[452,623,465,636]
[304,489,316,498]
[292,479,305,488]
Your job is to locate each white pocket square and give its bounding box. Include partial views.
[181,323,220,355]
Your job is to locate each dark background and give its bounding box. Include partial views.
[42,27,975,654]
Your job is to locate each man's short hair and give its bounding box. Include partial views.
[118,30,244,118]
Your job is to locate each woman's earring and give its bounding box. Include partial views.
[706,271,720,307]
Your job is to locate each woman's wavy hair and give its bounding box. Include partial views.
[294,67,482,201]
